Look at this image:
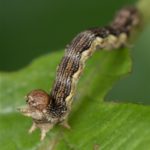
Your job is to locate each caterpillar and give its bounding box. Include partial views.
[19,6,140,140]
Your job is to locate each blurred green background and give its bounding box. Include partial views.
[0,0,150,104]
[0,0,136,71]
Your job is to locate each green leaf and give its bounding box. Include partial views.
[106,25,150,104]
[1,29,150,150]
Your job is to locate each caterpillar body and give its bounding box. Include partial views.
[19,6,140,140]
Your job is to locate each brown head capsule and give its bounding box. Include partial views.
[19,6,140,140]
[20,89,49,118]
[26,89,49,111]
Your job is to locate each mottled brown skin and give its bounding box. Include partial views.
[49,31,95,117]
[19,6,140,140]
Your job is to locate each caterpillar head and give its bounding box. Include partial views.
[26,89,49,111]
[19,89,50,120]
[18,89,55,140]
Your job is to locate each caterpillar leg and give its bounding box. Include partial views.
[18,106,32,117]
[18,104,55,140]
[59,120,71,129]
[28,122,37,134]
[35,123,54,141]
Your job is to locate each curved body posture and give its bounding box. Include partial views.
[19,6,140,140]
